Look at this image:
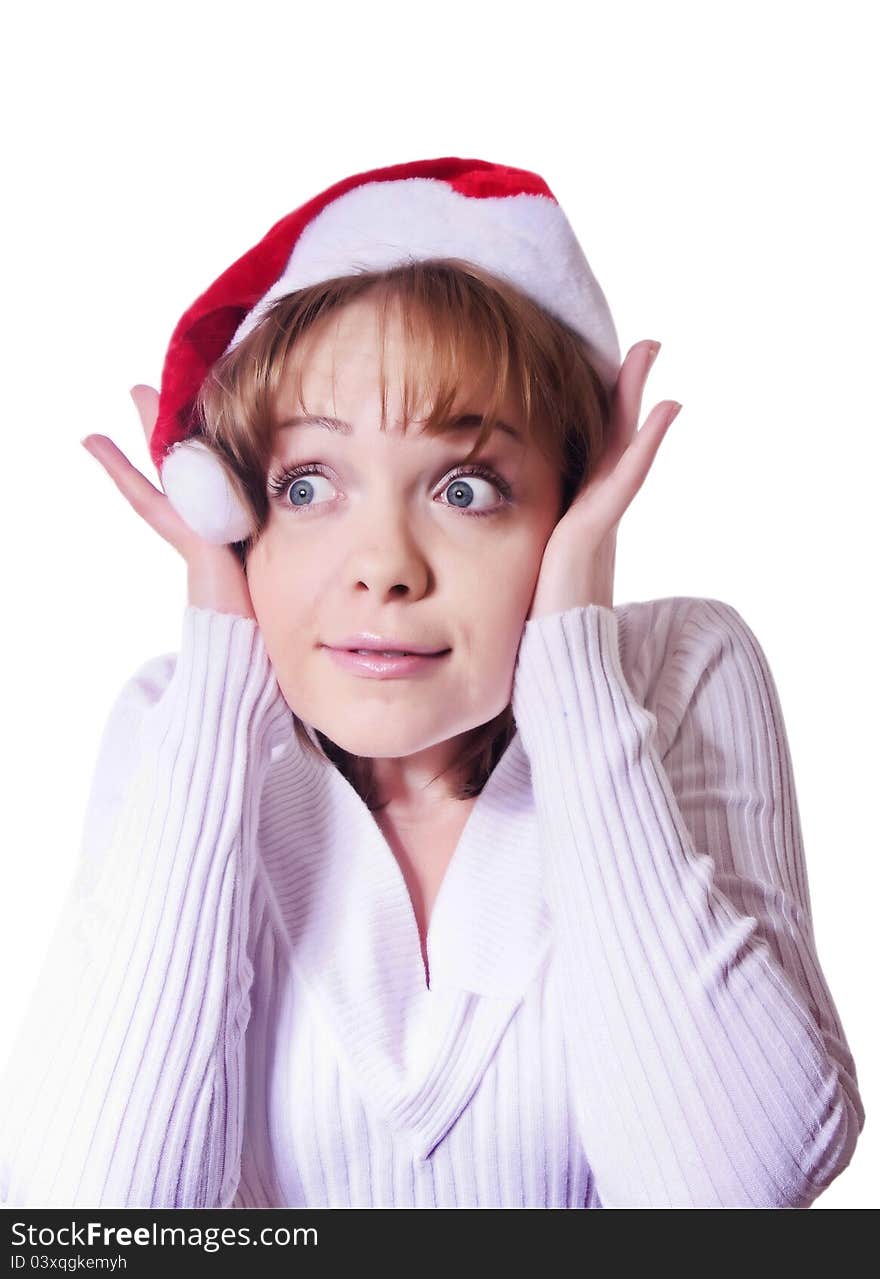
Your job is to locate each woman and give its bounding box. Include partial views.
[0,156,864,1208]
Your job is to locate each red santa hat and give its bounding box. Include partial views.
[152,155,621,545]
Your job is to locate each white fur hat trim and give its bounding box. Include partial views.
[160,438,254,545]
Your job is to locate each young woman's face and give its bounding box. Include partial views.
[246,294,564,763]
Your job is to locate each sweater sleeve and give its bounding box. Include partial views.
[510,597,865,1208]
[0,605,293,1209]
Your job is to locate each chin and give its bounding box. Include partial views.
[310,712,475,762]
[318,730,439,760]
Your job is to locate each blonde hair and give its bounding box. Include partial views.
[192,257,612,809]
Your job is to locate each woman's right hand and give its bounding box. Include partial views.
[81,385,257,621]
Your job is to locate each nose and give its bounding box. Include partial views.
[344,496,431,600]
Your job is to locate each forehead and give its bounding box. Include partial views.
[273,295,526,444]
[271,413,527,462]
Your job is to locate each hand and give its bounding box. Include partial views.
[81,386,257,621]
[527,340,682,620]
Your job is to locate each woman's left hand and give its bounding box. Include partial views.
[526,340,682,620]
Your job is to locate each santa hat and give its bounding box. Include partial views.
[152,155,621,545]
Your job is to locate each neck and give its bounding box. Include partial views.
[369,731,477,818]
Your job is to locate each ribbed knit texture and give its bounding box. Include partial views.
[0,597,864,1208]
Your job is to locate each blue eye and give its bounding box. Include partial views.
[267,462,513,518]
[271,466,337,509]
[438,466,510,515]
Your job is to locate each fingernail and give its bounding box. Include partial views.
[667,402,682,424]
[648,342,661,363]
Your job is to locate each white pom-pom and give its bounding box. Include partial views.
[160,438,255,545]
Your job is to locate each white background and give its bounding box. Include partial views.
[1,0,875,1208]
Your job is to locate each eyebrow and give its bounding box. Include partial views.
[275,412,523,444]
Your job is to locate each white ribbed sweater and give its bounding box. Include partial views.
[0,597,864,1208]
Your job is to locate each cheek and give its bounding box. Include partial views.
[487,519,552,604]
[246,530,328,662]
[456,556,537,695]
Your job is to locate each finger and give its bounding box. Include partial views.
[582,400,679,532]
[610,341,660,443]
[614,401,681,491]
[81,433,193,554]
[129,384,159,456]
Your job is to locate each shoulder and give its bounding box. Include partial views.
[614,590,749,660]
[614,594,758,668]
[613,595,774,753]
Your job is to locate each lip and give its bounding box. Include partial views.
[323,646,451,679]
[330,634,450,656]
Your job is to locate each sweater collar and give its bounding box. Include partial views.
[258,723,553,1159]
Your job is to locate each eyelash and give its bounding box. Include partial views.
[266,461,513,519]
